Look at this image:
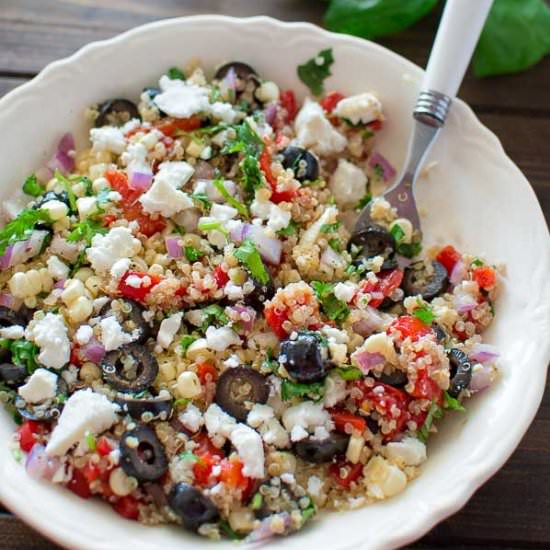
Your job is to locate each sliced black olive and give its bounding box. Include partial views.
[403,260,448,301]
[102,343,158,393]
[447,348,473,397]
[243,275,275,309]
[115,396,173,421]
[119,425,168,481]
[34,191,71,209]
[432,324,447,343]
[214,61,258,82]
[377,370,408,388]
[0,363,27,386]
[143,87,161,100]
[349,223,397,271]
[281,146,319,182]
[294,434,349,463]
[366,416,379,434]
[99,299,151,344]
[215,367,269,421]
[279,332,327,383]
[169,482,219,532]
[95,98,140,127]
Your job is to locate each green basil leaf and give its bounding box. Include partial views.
[297,48,334,96]
[281,379,325,401]
[444,391,466,412]
[0,208,52,256]
[311,281,350,323]
[167,67,186,80]
[234,239,269,285]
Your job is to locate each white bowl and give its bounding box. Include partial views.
[0,15,549,550]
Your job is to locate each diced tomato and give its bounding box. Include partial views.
[259,147,297,204]
[68,468,91,499]
[193,432,224,459]
[17,420,45,453]
[279,90,297,123]
[367,119,383,131]
[320,91,345,114]
[193,452,220,487]
[154,115,202,137]
[113,496,140,520]
[219,459,250,492]
[388,315,433,342]
[473,266,496,290]
[409,368,443,403]
[105,170,133,199]
[70,345,82,367]
[436,245,461,275]
[102,213,118,227]
[96,436,113,457]
[213,265,229,288]
[118,271,161,302]
[197,363,218,385]
[360,269,404,309]
[330,410,366,433]
[264,304,289,339]
[82,461,101,483]
[329,458,363,489]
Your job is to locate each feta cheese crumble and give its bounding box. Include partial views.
[18,368,58,404]
[100,316,137,351]
[157,312,183,349]
[332,92,383,126]
[25,313,70,370]
[87,227,141,274]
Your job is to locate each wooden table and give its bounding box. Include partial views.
[1,1,548,548]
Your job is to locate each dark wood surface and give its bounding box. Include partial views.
[0,1,549,548]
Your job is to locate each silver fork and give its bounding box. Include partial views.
[353,0,494,239]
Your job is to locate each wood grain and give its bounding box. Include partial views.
[0,1,549,548]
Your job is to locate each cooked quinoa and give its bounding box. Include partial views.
[0,52,500,541]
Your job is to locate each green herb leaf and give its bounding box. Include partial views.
[325,0,438,40]
[197,220,229,236]
[167,67,186,80]
[240,155,265,195]
[201,304,229,331]
[396,240,422,259]
[417,401,444,443]
[471,257,484,267]
[81,177,94,196]
[473,0,550,77]
[219,520,246,541]
[22,174,44,197]
[320,221,341,234]
[413,301,435,325]
[174,398,190,408]
[297,48,334,96]
[234,239,269,285]
[390,223,405,242]
[301,497,316,522]
[250,493,263,510]
[311,281,350,323]
[85,431,96,451]
[333,366,363,381]
[10,340,40,373]
[356,193,372,210]
[281,379,325,401]
[0,208,52,256]
[277,220,298,237]
[184,246,205,262]
[191,193,212,210]
[67,219,107,245]
[55,170,77,213]
[212,175,249,217]
[221,120,264,158]
[444,391,466,412]
[179,450,198,462]
[180,334,198,354]
[328,238,342,253]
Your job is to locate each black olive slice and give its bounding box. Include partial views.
[0,363,27,386]
[215,367,269,421]
[349,223,397,271]
[142,87,161,100]
[294,433,349,463]
[403,260,448,301]
[447,348,473,397]
[115,396,173,421]
[99,299,151,344]
[281,146,319,182]
[34,191,71,209]
[243,275,275,309]
[214,61,258,82]
[119,425,168,482]
[95,98,140,127]
[279,332,327,383]
[377,370,408,388]
[432,324,447,343]
[169,482,219,532]
[102,343,158,393]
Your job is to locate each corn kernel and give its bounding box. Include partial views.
[52,217,71,232]
[25,270,43,295]
[176,371,202,399]
[68,296,93,323]
[40,200,68,221]
[73,268,94,283]
[8,272,31,298]
[255,80,280,103]
[159,362,177,382]
[61,279,86,305]
[346,434,365,465]
[38,268,54,293]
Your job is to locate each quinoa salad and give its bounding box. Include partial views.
[0,51,501,541]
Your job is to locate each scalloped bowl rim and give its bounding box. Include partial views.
[0,14,549,550]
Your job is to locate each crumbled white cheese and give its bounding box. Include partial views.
[354,333,398,365]
[90,126,126,155]
[185,309,205,327]
[25,313,70,370]
[224,282,244,301]
[294,98,346,155]
[205,326,240,352]
[100,316,136,351]
[193,179,237,203]
[334,281,357,303]
[87,227,141,274]
[75,325,93,346]
[364,456,407,499]
[250,198,291,232]
[210,203,238,222]
[300,206,338,246]
[260,418,290,448]
[179,404,204,433]
[323,373,348,408]
[290,425,309,442]
[230,424,265,479]
[282,401,332,441]
[204,403,237,446]
[46,389,119,456]
[157,312,183,348]
[307,475,324,497]
[47,255,70,281]
[247,404,274,428]
[209,102,239,124]
[0,325,24,339]
[333,92,383,126]
[321,326,349,345]
[76,196,97,220]
[154,76,211,118]
[385,437,427,466]
[110,258,131,280]
[18,368,58,404]
[139,161,195,218]
[330,159,367,209]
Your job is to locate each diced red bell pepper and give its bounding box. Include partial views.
[81,461,101,483]
[154,115,202,137]
[409,368,443,403]
[320,92,345,114]
[259,147,296,204]
[264,304,289,339]
[330,409,366,433]
[193,432,224,459]
[387,315,433,342]
[213,265,229,288]
[367,119,383,131]
[68,468,91,499]
[361,269,404,309]
[279,90,298,123]
[193,452,220,487]
[197,362,218,385]
[96,436,113,457]
[17,420,45,453]
[436,245,461,275]
[113,495,140,520]
[118,271,161,302]
[473,266,496,290]
[102,213,118,227]
[329,458,363,489]
[219,458,252,495]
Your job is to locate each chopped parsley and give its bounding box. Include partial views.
[0,208,52,256]
[297,48,334,96]
[81,176,94,196]
[55,170,77,212]
[250,493,263,510]
[373,164,384,179]
[277,220,298,237]
[262,348,279,373]
[471,257,484,267]
[167,67,186,80]
[179,450,197,462]
[1,339,40,374]
[356,193,372,210]
[191,193,212,210]
[22,174,44,197]
[301,497,316,522]
[201,304,229,331]
[197,220,229,236]
[67,219,107,246]
[444,391,466,412]
[219,520,246,541]
[234,239,269,285]
[390,223,405,241]
[413,300,435,325]
[320,221,341,233]
[396,240,422,259]
[184,246,205,262]
[311,281,350,324]
[281,379,325,401]
[240,155,265,195]
[221,120,264,157]
[333,365,363,381]
[212,175,248,217]
[417,402,444,443]
[328,238,342,252]
[180,334,198,354]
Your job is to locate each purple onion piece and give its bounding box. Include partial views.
[469,343,499,364]
[354,351,385,374]
[129,168,153,192]
[165,236,183,258]
[25,444,61,481]
[369,152,396,181]
[80,338,106,364]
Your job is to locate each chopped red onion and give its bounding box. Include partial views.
[352,308,385,337]
[50,235,81,262]
[450,259,467,285]
[25,444,61,480]
[369,152,396,181]
[0,230,49,271]
[54,279,66,290]
[194,160,216,180]
[229,222,245,243]
[165,235,183,258]
[264,103,278,126]
[0,293,17,309]
[453,293,477,314]
[320,246,345,268]
[229,304,256,333]
[222,67,238,91]
[81,339,105,364]
[129,168,153,192]
[0,245,13,270]
[396,254,413,270]
[354,350,385,374]
[470,365,495,392]
[469,343,499,364]
[246,512,292,543]
[232,224,282,265]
